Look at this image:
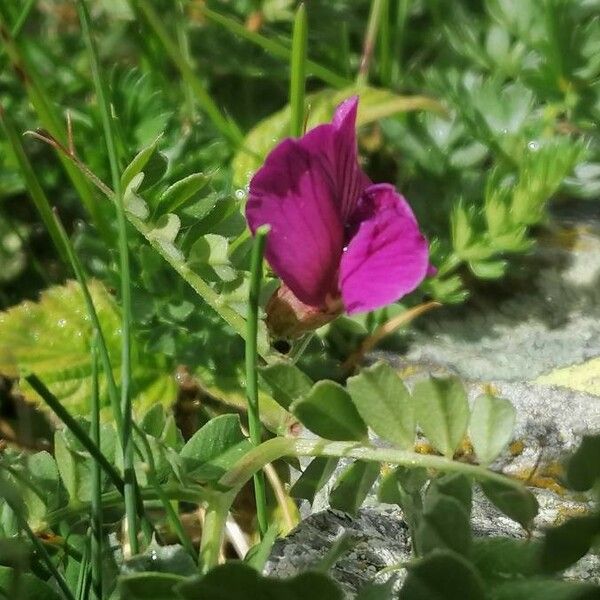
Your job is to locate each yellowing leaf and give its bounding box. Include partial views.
[535,358,600,396]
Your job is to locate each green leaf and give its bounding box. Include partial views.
[413,376,470,457]
[566,434,600,491]
[540,514,600,574]
[356,581,395,600]
[180,414,252,481]
[432,473,472,511]
[140,404,166,438]
[401,549,486,600]
[417,495,472,557]
[158,173,209,215]
[472,537,542,582]
[188,235,238,282]
[469,394,516,465]
[259,362,313,411]
[0,281,176,417]
[0,566,62,600]
[290,457,339,503]
[177,562,344,600]
[347,362,415,449]
[468,259,507,279]
[121,139,162,191]
[291,381,367,441]
[489,579,600,600]
[329,461,380,515]
[479,479,538,529]
[119,572,185,600]
[232,86,444,186]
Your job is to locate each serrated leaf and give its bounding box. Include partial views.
[413,376,470,457]
[291,381,367,441]
[469,394,516,465]
[0,281,177,417]
[479,479,538,530]
[259,362,313,411]
[329,460,379,515]
[290,457,339,503]
[540,513,600,574]
[180,414,251,481]
[232,86,443,186]
[401,549,486,600]
[158,173,209,215]
[347,362,415,449]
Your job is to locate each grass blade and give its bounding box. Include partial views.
[289,3,307,138]
[357,0,386,85]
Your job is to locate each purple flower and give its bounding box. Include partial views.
[246,96,431,334]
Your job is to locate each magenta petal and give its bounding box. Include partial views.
[339,184,430,314]
[246,137,344,307]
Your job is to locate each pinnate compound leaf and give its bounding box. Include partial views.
[180,414,251,481]
[0,281,176,417]
[400,549,486,600]
[291,381,367,441]
[259,362,313,411]
[347,362,415,448]
[413,376,470,457]
[329,461,380,515]
[479,479,538,530]
[469,394,516,465]
[176,561,344,600]
[290,457,339,503]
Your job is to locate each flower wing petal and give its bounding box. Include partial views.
[247,136,344,307]
[339,184,430,314]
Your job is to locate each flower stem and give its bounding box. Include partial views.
[289,3,307,138]
[246,225,270,538]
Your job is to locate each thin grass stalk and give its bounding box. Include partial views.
[378,0,392,86]
[0,0,35,69]
[0,8,111,242]
[0,473,76,600]
[200,6,349,89]
[90,340,103,600]
[77,0,138,554]
[245,225,270,538]
[131,0,243,146]
[289,4,307,138]
[357,0,386,85]
[392,0,411,84]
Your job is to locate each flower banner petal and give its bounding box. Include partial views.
[339,183,430,314]
[247,136,344,307]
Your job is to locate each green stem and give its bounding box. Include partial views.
[77,0,139,554]
[357,0,385,86]
[289,3,307,138]
[199,494,235,573]
[90,340,102,600]
[219,437,527,494]
[391,0,411,84]
[131,0,243,146]
[378,0,391,86]
[201,6,349,89]
[246,226,269,538]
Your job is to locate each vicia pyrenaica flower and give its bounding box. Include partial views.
[246,96,431,338]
